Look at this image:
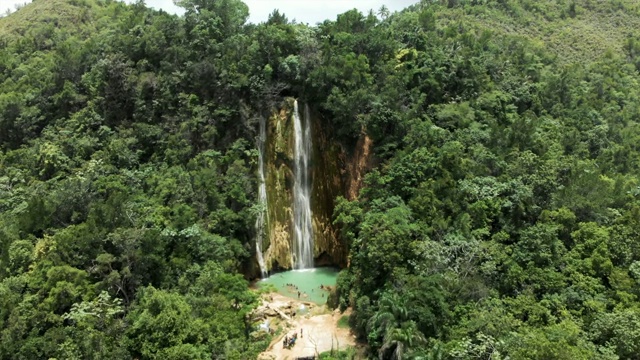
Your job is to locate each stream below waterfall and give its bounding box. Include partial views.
[258,267,338,304]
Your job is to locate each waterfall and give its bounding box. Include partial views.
[292,100,314,269]
[254,116,268,278]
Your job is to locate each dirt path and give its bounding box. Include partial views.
[258,293,356,360]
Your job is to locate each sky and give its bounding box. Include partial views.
[3,0,419,24]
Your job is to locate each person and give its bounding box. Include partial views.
[283,335,288,348]
[297,291,300,298]
[301,328,304,338]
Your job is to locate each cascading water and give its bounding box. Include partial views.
[292,100,314,269]
[254,116,268,278]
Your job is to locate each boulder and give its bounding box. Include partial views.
[264,308,278,317]
[257,352,276,360]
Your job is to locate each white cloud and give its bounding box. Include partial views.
[140,0,184,15]
[2,0,418,24]
[241,0,418,24]
[2,0,30,15]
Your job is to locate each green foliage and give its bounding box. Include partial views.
[325,0,640,358]
[318,347,358,360]
[3,0,640,358]
[0,0,268,358]
[337,315,350,329]
[125,287,207,358]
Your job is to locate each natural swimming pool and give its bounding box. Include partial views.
[258,267,339,304]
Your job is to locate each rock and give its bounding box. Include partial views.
[264,308,278,317]
[250,309,265,322]
[251,331,269,342]
[258,352,276,360]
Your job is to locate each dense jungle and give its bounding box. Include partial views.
[2,0,640,359]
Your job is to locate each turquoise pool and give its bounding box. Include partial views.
[258,267,339,304]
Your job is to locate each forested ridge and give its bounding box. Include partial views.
[2,0,640,359]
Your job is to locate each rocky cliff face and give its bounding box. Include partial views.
[262,101,295,270]
[342,131,374,201]
[257,99,346,272]
[252,98,374,275]
[309,106,347,268]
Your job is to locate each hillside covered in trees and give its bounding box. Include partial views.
[2,0,640,359]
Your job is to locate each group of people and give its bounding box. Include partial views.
[283,329,303,349]
[284,283,307,299]
[283,283,330,299]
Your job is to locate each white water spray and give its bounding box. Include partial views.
[254,116,268,278]
[292,100,314,269]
